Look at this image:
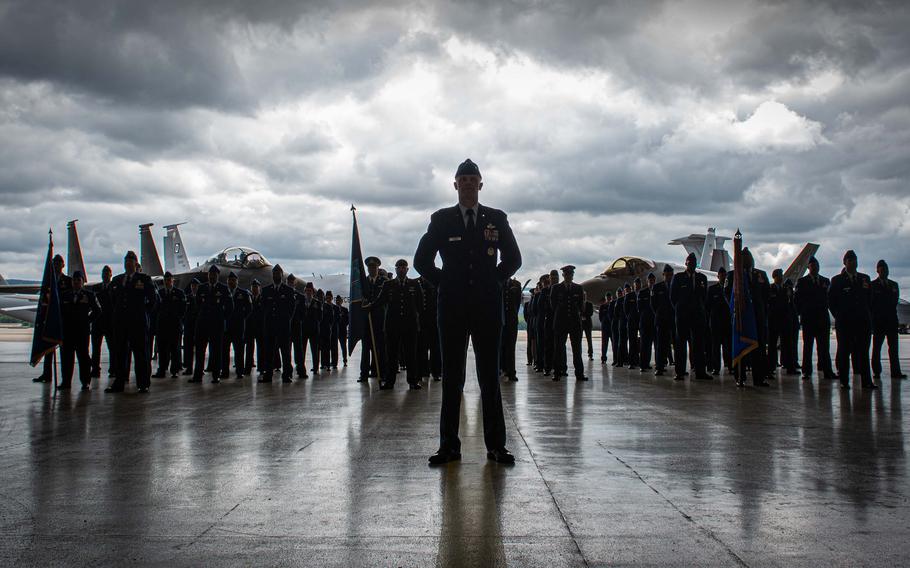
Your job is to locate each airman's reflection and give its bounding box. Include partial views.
[436,464,507,567]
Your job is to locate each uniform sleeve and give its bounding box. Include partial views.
[495,213,521,283]
[414,215,443,285]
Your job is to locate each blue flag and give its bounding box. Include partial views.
[729,231,758,366]
[347,206,368,352]
[30,231,64,367]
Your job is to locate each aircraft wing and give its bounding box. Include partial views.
[0,284,41,294]
[783,243,820,283]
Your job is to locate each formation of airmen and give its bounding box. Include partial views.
[31,246,906,394]
[33,251,351,392]
[524,250,905,389]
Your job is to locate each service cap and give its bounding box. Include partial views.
[455,158,481,178]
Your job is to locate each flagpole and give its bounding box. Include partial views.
[351,205,382,381]
[732,229,743,385]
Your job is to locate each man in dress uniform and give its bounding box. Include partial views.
[533,275,551,373]
[335,294,349,367]
[190,265,233,384]
[90,265,114,379]
[794,257,836,382]
[638,273,655,372]
[105,251,158,393]
[525,287,536,367]
[624,280,641,369]
[286,274,306,377]
[417,277,441,380]
[611,287,625,367]
[828,250,876,389]
[153,271,186,378]
[368,259,423,389]
[670,253,711,381]
[598,293,612,364]
[415,158,521,465]
[768,268,788,373]
[299,282,322,377]
[502,277,523,381]
[325,291,340,369]
[582,299,595,360]
[652,264,675,376]
[245,279,263,377]
[870,260,906,380]
[259,265,296,383]
[359,257,387,383]
[544,269,559,374]
[550,265,589,381]
[60,271,101,390]
[706,267,731,375]
[316,289,334,372]
[220,272,251,378]
[182,279,200,376]
[33,254,73,383]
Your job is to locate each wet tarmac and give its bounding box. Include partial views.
[0,335,908,567]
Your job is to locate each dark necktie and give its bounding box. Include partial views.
[465,208,475,233]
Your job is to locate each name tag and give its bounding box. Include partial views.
[449,236,462,242]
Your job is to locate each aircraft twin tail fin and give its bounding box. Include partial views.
[67,220,88,283]
[163,223,192,273]
[783,243,820,284]
[139,223,165,277]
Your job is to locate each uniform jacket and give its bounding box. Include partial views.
[91,281,114,334]
[374,276,422,329]
[196,281,233,332]
[794,274,831,328]
[636,288,652,327]
[650,281,673,323]
[706,282,730,327]
[157,286,187,329]
[870,277,900,330]
[62,288,101,338]
[298,295,322,336]
[414,204,521,325]
[504,278,523,327]
[227,286,252,334]
[550,281,585,331]
[261,283,296,329]
[110,272,158,330]
[247,292,264,336]
[670,270,708,318]
[828,270,872,331]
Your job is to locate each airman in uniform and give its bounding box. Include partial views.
[550,265,588,381]
[60,271,101,390]
[829,250,875,389]
[502,277,523,381]
[33,254,72,384]
[106,251,158,393]
[706,267,731,375]
[153,271,186,378]
[870,259,906,380]
[624,279,641,369]
[651,265,675,376]
[259,265,296,383]
[794,256,836,381]
[182,279,200,376]
[598,293,612,364]
[245,279,263,377]
[637,273,655,371]
[190,265,233,384]
[359,257,387,382]
[90,265,115,379]
[335,294,349,367]
[370,259,423,389]
[670,252,711,381]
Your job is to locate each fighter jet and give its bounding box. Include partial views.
[578,229,820,329]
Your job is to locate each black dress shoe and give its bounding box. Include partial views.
[357,377,367,383]
[655,369,664,376]
[640,366,652,371]
[257,377,273,383]
[755,380,770,387]
[509,376,518,382]
[576,376,589,381]
[894,373,908,379]
[487,448,515,464]
[282,377,293,383]
[674,375,685,381]
[428,449,461,465]
[433,376,441,382]
[182,370,194,376]
[57,384,71,390]
[188,377,202,383]
[152,372,166,378]
[137,387,149,393]
[379,381,394,390]
[873,374,881,380]
[543,370,550,376]
[81,385,91,391]
[840,383,851,390]
[104,386,124,393]
[864,382,878,390]
[408,383,422,390]
[552,376,560,382]
[695,373,714,381]
[211,378,221,384]
[802,375,812,381]
[33,376,51,383]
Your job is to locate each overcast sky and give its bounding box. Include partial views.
[1,0,908,291]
